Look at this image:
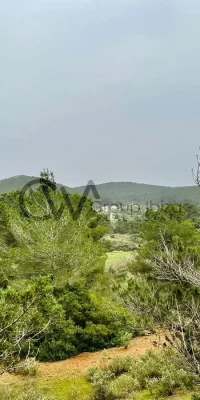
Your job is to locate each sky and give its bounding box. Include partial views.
[1,0,200,187]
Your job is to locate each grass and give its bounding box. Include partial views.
[1,376,93,400]
[0,374,196,400]
[40,380,195,400]
[137,389,194,400]
[105,250,135,273]
[38,376,93,400]
[106,250,134,260]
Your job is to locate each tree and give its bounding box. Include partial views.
[0,277,61,374]
[122,150,200,376]
[131,206,200,274]
[0,184,106,285]
[0,171,110,370]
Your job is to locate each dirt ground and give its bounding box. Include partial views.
[0,332,166,383]
[38,332,165,379]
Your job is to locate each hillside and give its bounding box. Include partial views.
[0,175,199,205]
[0,175,73,195]
[74,181,200,205]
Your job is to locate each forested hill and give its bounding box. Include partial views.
[0,175,73,195]
[0,176,200,205]
[70,182,200,205]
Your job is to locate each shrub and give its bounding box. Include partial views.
[121,332,132,349]
[38,337,78,361]
[15,358,38,376]
[109,374,140,398]
[87,348,196,400]
[109,357,133,377]
[36,284,134,361]
[157,367,194,396]
[87,367,114,400]
[130,349,195,395]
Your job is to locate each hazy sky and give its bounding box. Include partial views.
[1,0,200,187]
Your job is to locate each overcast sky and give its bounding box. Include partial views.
[1,0,200,187]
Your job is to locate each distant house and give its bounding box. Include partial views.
[101,205,110,212]
[110,205,118,212]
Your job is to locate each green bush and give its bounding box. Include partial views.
[37,319,78,361]
[87,348,196,400]
[156,367,194,396]
[87,368,114,400]
[15,358,38,376]
[108,356,133,376]
[38,338,78,361]
[34,284,134,361]
[109,374,140,398]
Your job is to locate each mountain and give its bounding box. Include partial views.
[73,182,200,206]
[0,175,73,195]
[0,176,200,206]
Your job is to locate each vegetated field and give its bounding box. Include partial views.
[106,250,135,267]
[1,187,200,400]
[0,259,197,400]
[105,249,136,272]
[103,233,139,251]
[106,250,134,261]
[0,333,195,400]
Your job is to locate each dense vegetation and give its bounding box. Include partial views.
[97,202,200,398]
[87,348,196,399]
[2,171,200,399]
[0,171,135,373]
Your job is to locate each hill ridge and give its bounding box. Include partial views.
[0,175,199,205]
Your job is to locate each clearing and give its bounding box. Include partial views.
[0,332,195,400]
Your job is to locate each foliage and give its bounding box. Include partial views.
[113,220,142,235]
[0,277,61,372]
[123,202,200,378]
[4,189,106,285]
[37,283,135,360]
[101,235,138,252]
[15,357,39,376]
[131,204,200,273]
[192,394,200,400]
[87,348,196,399]
[0,172,133,367]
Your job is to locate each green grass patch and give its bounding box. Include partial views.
[0,376,196,400]
[137,389,194,400]
[106,250,133,260]
[38,376,93,400]
[105,250,135,272]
